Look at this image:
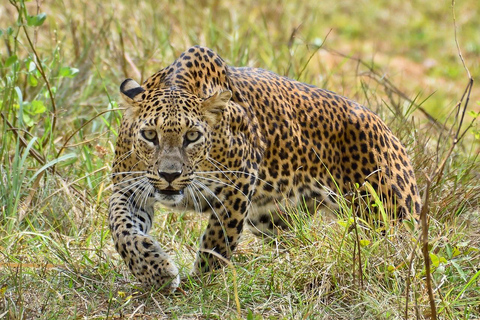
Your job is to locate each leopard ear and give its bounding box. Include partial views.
[201,90,232,124]
[120,79,145,103]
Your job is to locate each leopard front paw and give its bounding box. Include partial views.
[122,236,180,292]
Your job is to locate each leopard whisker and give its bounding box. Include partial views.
[139,182,155,217]
[115,175,149,191]
[112,150,134,168]
[127,179,151,208]
[87,167,147,191]
[206,158,238,185]
[196,169,274,189]
[117,177,149,201]
[194,175,247,199]
[191,181,229,245]
[187,185,202,213]
[195,175,256,213]
[207,157,239,179]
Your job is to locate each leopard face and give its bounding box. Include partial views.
[120,79,232,207]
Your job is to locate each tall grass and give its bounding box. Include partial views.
[1,0,479,319]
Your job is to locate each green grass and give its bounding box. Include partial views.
[1,0,479,319]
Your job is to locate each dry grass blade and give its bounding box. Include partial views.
[198,249,242,318]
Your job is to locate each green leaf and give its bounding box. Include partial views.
[27,13,47,27]
[5,55,18,68]
[15,86,24,126]
[359,239,371,247]
[452,247,461,258]
[468,110,480,118]
[430,253,440,268]
[28,60,37,72]
[59,66,79,78]
[6,27,13,36]
[450,269,480,309]
[44,86,57,98]
[30,100,46,114]
[451,260,467,282]
[23,112,34,127]
[337,217,354,228]
[28,74,38,87]
[466,247,479,254]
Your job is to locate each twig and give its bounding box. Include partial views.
[452,1,471,80]
[296,29,332,81]
[352,216,364,289]
[18,170,44,222]
[56,108,123,158]
[419,2,475,319]
[2,113,46,165]
[420,177,436,319]
[1,113,93,209]
[10,1,58,149]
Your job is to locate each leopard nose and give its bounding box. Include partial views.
[158,170,182,183]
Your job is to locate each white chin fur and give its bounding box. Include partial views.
[154,192,184,207]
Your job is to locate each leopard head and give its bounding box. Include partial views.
[119,78,232,206]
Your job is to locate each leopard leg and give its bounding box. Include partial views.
[109,190,180,291]
[191,190,251,275]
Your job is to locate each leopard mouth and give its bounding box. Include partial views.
[153,187,185,206]
[158,188,184,196]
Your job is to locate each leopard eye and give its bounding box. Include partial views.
[141,129,157,142]
[185,131,202,144]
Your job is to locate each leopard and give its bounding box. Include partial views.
[109,45,421,291]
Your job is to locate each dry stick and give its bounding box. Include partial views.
[352,215,364,289]
[420,178,436,319]
[18,170,44,223]
[1,114,92,208]
[419,77,472,320]
[18,9,58,149]
[352,237,356,286]
[2,113,47,165]
[56,108,124,158]
[421,2,474,318]
[452,1,472,80]
[456,82,475,142]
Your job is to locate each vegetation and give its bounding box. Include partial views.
[1,0,479,318]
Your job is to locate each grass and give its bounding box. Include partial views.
[1,0,479,318]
